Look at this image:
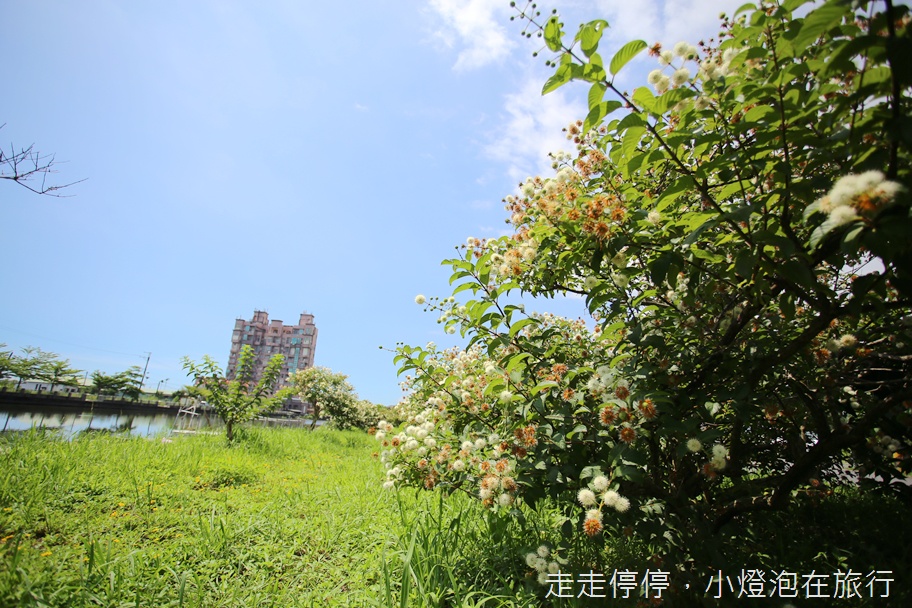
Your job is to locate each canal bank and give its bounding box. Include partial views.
[0,389,323,437]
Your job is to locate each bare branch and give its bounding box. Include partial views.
[0,124,85,196]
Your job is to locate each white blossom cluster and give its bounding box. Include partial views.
[805,170,906,232]
[575,474,632,537]
[871,432,906,458]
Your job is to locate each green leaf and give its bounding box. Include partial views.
[656,176,695,212]
[532,381,559,396]
[621,125,646,159]
[734,250,757,280]
[587,82,607,110]
[542,62,581,95]
[568,424,588,439]
[792,2,850,52]
[509,318,537,339]
[544,16,563,53]
[734,2,757,16]
[653,87,696,115]
[632,87,656,114]
[691,246,724,264]
[609,40,647,76]
[580,20,608,58]
[779,292,796,321]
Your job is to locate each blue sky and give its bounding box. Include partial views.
[2,0,746,405]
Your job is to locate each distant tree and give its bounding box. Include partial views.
[0,344,15,385]
[288,366,361,430]
[11,346,55,389]
[40,358,82,393]
[119,366,145,402]
[90,370,128,396]
[181,345,287,442]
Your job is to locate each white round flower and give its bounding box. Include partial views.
[672,67,691,86]
[722,47,739,65]
[536,545,550,558]
[602,490,620,507]
[837,334,858,349]
[556,166,575,183]
[647,210,662,224]
[578,488,598,507]
[591,475,610,492]
[614,496,631,513]
[451,459,465,472]
[687,438,703,453]
[647,69,664,85]
[700,59,719,80]
[872,180,904,202]
[415,294,426,305]
[659,50,674,66]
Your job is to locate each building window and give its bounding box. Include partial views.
[304,327,314,335]
[303,336,312,345]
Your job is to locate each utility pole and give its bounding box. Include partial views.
[139,352,151,391]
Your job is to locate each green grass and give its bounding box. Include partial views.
[0,427,549,607]
[1,427,910,607]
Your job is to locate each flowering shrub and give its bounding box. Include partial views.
[382,0,912,596]
[289,366,382,430]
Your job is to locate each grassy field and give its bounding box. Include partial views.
[0,427,549,608]
[2,427,910,607]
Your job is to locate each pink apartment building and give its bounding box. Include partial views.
[226,310,317,386]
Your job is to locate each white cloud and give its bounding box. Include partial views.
[427,0,516,71]
[590,0,747,86]
[593,0,746,47]
[479,1,746,187]
[483,72,585,185]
